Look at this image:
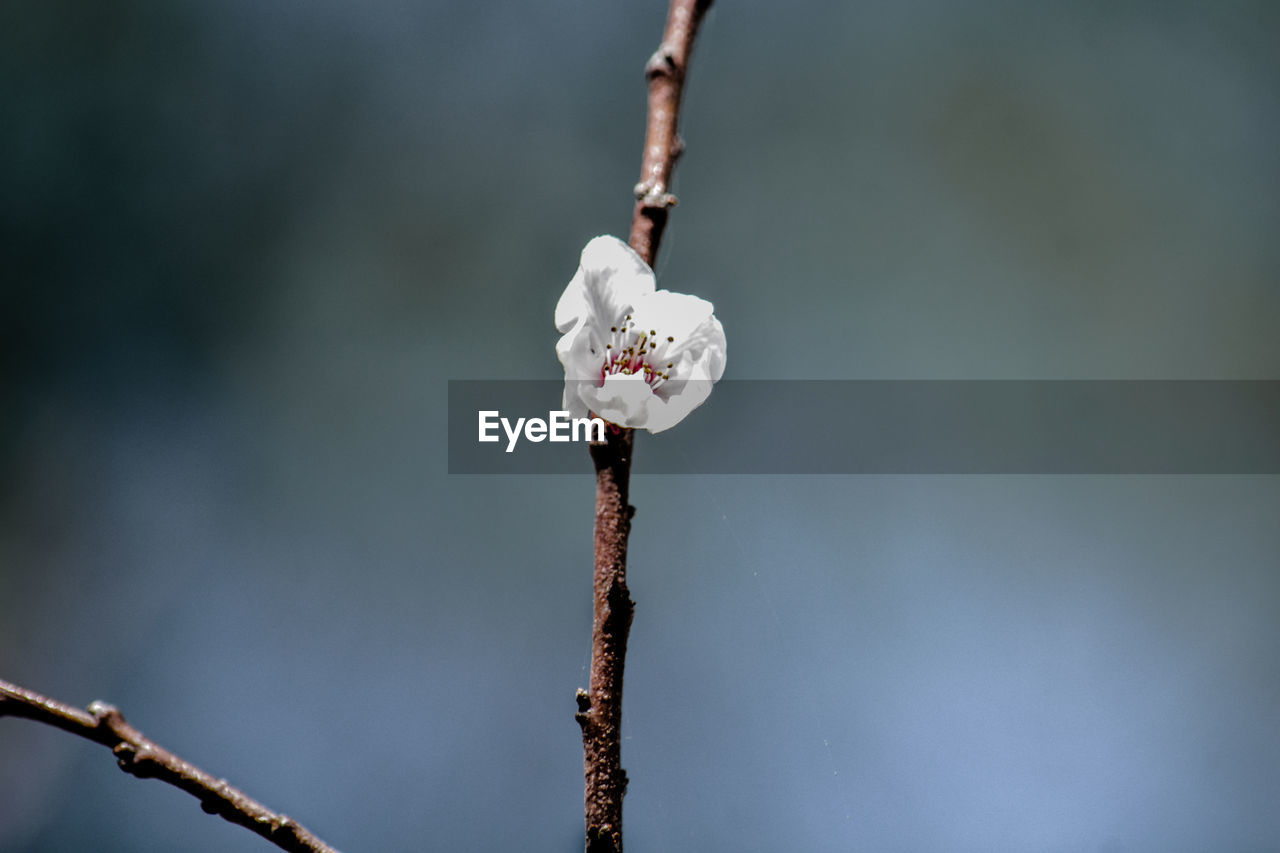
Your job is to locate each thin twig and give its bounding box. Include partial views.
[629,0,715,269]
[576,3,714,852]
[0,678,341,853]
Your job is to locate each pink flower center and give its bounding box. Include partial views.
[600,313,675,388]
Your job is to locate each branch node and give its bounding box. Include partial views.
[586,822,622,853]
[113,741,160,777]
[635,184,678,211]
[88,700,121,725]
[574,688,592,729]
[644,48,677,80]
[274,816,299,836]
[606,580,634,623]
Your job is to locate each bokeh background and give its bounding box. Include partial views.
[3,2,1279,851]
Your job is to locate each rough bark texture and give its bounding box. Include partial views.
[576,427,636,853]
[578,2,714,851]
[0,679,340,853]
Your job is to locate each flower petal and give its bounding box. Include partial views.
[554,236,654,335]
[667,313,727,383]
[627,290,715,347]
[586,373,656,428]
[560,380,591,422]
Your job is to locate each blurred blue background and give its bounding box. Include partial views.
[2,2,1278,850]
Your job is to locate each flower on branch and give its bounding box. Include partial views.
[555,236,726,433]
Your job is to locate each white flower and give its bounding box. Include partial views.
[555,236,726,433]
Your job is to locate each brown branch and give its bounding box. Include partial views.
[629,0,714,269]
[0,678,341,853]
[576,3,714,852]
[576,427,636,853]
